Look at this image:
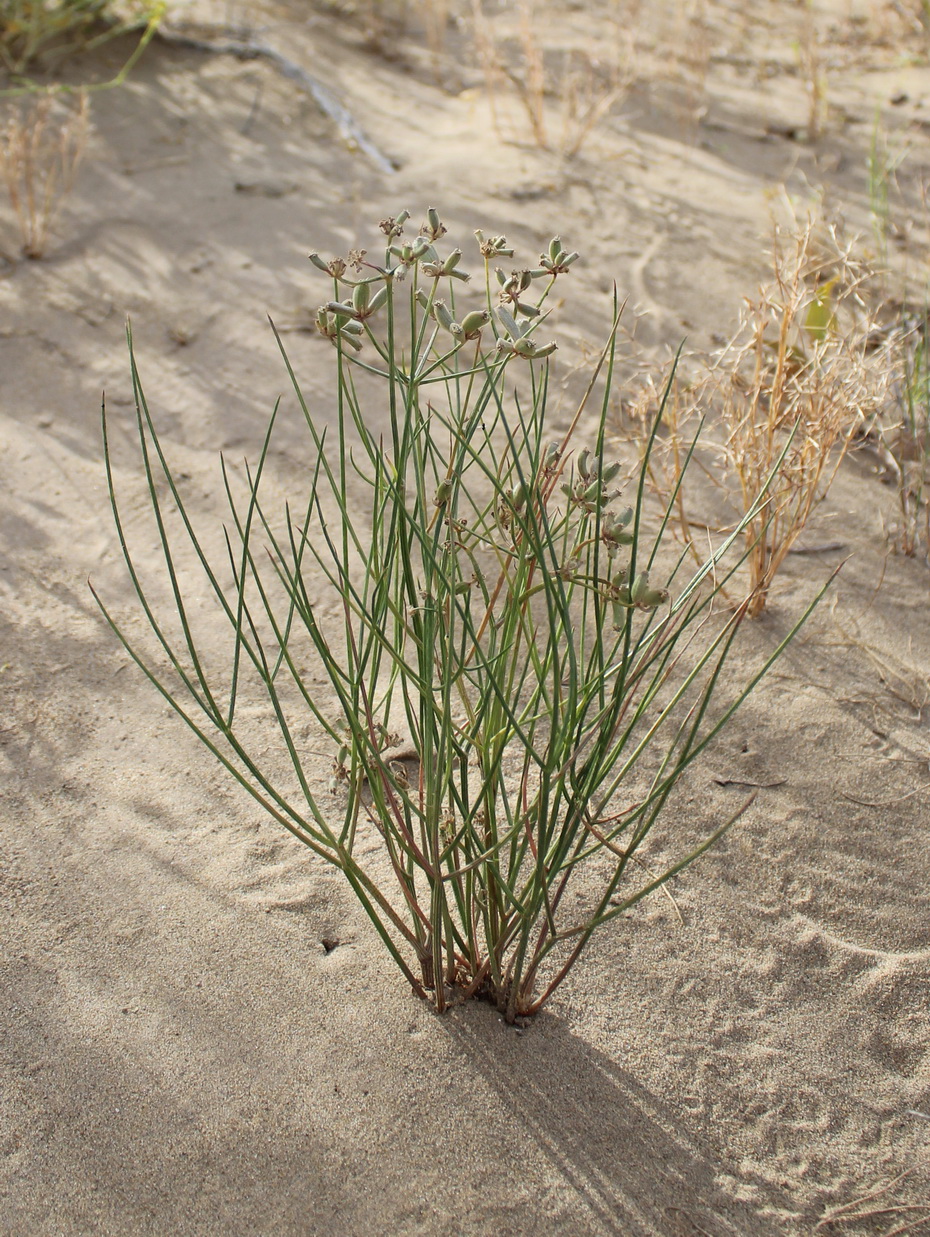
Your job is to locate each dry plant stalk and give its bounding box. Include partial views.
[468,0,633,157]
[0,91,89,258]
[625,224,887,616]
[796,0,827,140]
[872,312,930,559]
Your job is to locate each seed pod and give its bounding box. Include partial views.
[515,301,541,318]
[353,282,371,314]
[341,319,364,335]
[577,450,592,479]
[442,248,463,273]
[510,480,528,510]
[432,300,456,332]
[531,341,557,358]
[497,307,520,339]
[460,309,490,339]
[560,251,579,267]
[425,207,445,239]
[336,330,363,352]
[420,261,443,278]
[325,300,356,319]
[433,478,453,506]
[495,267,507,286]
[630,571,668,609]
[600,460,622,485]
[411,236,432,259]
[368,286,388,315]
[380,210,410,239]
[543,441,561,469]
[416,288,431,310]
[513,337,538,358]
[309,251,332,272]
[496,338,516,355]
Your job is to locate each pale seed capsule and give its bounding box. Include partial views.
[531,341,557,358]
[548,236,562,263]
[600,460,622,484]
[433,478,453,506]
[577,450,592,478]
[432,300,455,332]
[368,286,388,314]
[325,300,356,319]
[460,309,490,339]
[309,251,332,272]
[543,441,561,469]
[630,571,668,609]
[425,207,446,239]
[353,282,371,313]
[497,307,520,339]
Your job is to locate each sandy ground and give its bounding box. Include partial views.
[2,1,929,1232]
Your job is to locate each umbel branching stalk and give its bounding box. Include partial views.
[96,209,828,1022]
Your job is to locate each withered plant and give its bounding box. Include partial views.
[623,223,887,616]
[467,0,633,157]
[0,89,88,258]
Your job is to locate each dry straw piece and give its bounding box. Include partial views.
[623,221,888,616]
[0,90,89,257]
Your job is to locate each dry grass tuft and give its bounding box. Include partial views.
[0,90,89,258]
[621,221,889,616]
[869,308,930,560]
[467,0,635,157]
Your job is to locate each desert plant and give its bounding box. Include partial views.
[0,88,88,257]
[96,209,825,1021]
[0,0,154,74]
[622,222,887,616]
[874,310,930,558]
[468,0,632,157]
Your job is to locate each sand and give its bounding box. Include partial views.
[1,1,929,1232]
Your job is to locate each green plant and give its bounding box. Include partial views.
[875,310,930,559]
[97,209,825,1021]
[0,0,154,75]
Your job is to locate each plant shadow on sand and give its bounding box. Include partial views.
[444,1004,794,1236]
